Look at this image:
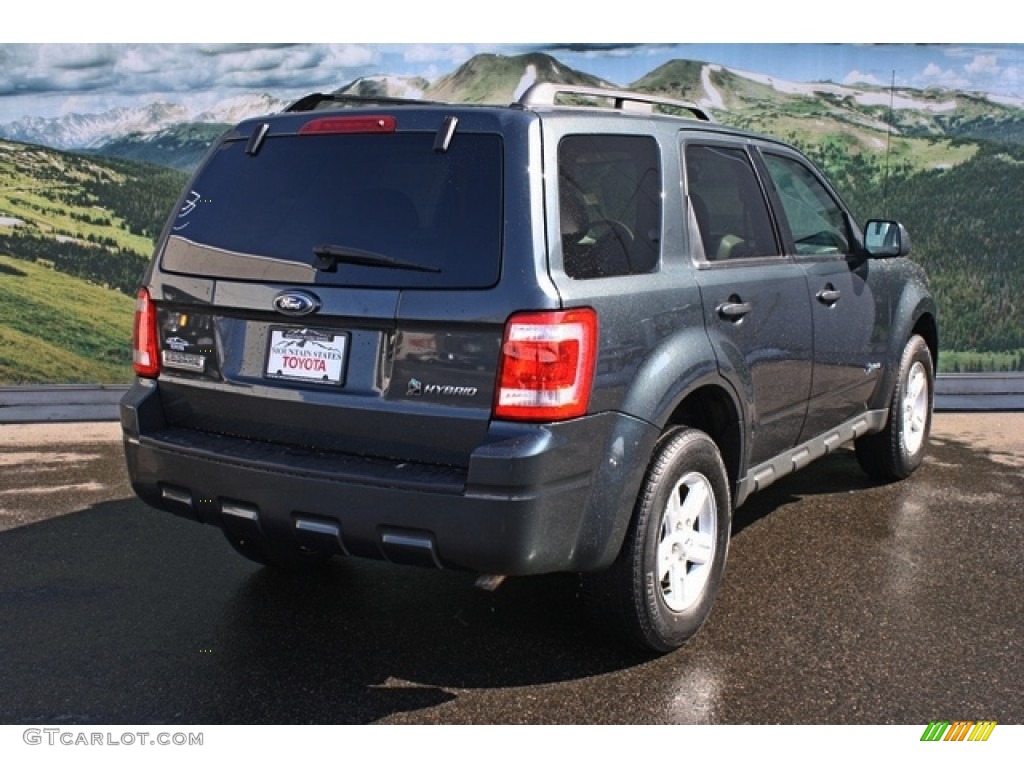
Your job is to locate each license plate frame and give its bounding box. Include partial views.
[265,327,348,386]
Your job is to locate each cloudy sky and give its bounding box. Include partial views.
[3,0,1022,123]
[2,42,1022,124]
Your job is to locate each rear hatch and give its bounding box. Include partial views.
[146,108,519,469]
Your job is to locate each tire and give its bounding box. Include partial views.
[855,334,934,482]
[583,427,732,653]
[223,531,331,570]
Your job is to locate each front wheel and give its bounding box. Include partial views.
[855,334,934,481]
[583,427,732,653]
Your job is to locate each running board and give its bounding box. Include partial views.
[735,409,888,507]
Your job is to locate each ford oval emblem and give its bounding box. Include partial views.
[272,290,321,317]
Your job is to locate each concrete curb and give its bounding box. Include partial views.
[0,384,129,423]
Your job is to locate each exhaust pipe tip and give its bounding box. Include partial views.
[474,574,507,591]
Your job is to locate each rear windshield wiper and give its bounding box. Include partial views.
[312,244,441,274]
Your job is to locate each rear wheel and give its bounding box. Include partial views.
[583,427,731,653]
[855,334,934,481]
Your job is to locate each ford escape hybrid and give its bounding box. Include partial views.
[122,84,937,652]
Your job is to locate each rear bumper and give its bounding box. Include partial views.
[120,379,657,575]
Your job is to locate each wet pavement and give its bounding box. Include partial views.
[0,415,1020,724]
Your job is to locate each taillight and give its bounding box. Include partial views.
[132,288,160,378]
[494,309,597,421]
[298,115,397,135]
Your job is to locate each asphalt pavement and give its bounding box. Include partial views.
[0,415,1021,724]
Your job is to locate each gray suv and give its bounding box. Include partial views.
[122,84,937,652]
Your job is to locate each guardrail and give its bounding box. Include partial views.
[0,384,129,424]
[1,375,1022,424]
[933,373,1024,411]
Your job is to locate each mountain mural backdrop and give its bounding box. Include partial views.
[1,52,1023,382]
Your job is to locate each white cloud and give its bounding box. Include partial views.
[403,44,479,65]
[843,69,883,87]
[321,45,378,69]
[916,62,970,91]
[934,46,1024,95]
[36,44,117,72]
[965,54,1000,76]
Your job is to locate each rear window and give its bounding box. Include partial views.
[166,131,503,289]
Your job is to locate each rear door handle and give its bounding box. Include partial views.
[816,285,841,305]
[717,300,752,320]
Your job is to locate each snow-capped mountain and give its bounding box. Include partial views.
[0,94,289,151]
[192,93,291,124]
[0,103,189,150]
[333,75,430,100]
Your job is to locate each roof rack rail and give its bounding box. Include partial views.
[284,92,438,113]
[516,83,711,121]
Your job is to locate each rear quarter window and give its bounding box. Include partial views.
[557,135,661,280]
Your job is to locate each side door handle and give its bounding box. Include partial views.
[816,284,841,306]
[717,297,752,321]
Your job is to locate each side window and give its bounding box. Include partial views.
[685,144,779,261]
[558,135,661,279]
[762,153,850,255]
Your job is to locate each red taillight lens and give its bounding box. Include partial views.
[298,115,397,135]
[132,288,160,378]
[494,309,598,421]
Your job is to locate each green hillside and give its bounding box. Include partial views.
[0,255,133,383]
[425,52,609,104]
[92,122,228,171]
[0,140,186,384]
[635,59,805,112]
[883,143,1024,355]
[0,140,187,295]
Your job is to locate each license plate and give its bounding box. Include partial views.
[265,327,347,385]
[162,349,206,373]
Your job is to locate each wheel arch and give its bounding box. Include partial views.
[575,374,746,573]
[872,276,939,413]
[912,311,939,373]
[612,321,748,498]
[662,384,744,506]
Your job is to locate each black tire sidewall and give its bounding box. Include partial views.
[633,428,732,652]
[889,335,934,477]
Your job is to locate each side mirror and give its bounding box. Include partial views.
[864,219,911,258]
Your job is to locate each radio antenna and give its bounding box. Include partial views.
[882,70,895,218]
